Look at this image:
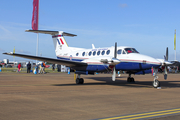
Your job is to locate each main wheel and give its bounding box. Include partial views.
[76,78,80,84]
[153,79,160,88]
[76,78,84,84]
[79,78,84,84]
[127,77,131,82]
[131,78,135,83]
[127,77,135,83]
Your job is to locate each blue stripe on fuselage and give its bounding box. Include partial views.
[57,57,160,71]
[115,62,160,71]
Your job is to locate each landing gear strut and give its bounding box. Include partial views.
[127,74,135,83]
[76,74,84,84]
[152,68,160,88]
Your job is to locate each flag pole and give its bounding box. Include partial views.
[32,0,39,65]
[174,29,176,60]
[36,33,39,64]
[175,49,176,60]
[13,46,15,62]
[36,0,39,65]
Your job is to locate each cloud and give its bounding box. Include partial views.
[119,3,128,8]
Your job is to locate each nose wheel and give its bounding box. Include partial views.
[153,79,160,88]
[152,68,160,88]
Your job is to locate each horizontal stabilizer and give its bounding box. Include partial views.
[3,52,87,67]
[25,30,77,37]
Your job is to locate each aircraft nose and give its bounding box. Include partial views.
[142,55,161,68]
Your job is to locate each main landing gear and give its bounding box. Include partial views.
[76,74,84,84]
[127,74,135,83]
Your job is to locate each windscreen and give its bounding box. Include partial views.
[124,48,139,54]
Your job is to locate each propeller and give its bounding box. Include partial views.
[165,47,168,61]
[164,47,168,80]
[112,42,117,81]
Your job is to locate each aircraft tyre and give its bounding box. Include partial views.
[153,79,160,88]
[76,78,84,84]
[127,77,135,83]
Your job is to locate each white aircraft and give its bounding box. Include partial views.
[3,30,172,88]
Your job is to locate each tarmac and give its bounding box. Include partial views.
[0,72,180,120]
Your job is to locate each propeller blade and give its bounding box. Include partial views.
[114,42,117,58]
[166,47,168,61]
[164,47,168,80]
[164,66,167,80]
[112,67,116,81]
[112,42,117,81]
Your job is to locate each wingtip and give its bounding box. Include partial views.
[3,52,7,54]
[3,52,13,55]
[25,29,32,32]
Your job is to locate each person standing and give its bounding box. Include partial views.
[27,62,31,73]
[43,62,46,73]
[40,62,46,74]
[52,64,55,71]
[17,63,21,73]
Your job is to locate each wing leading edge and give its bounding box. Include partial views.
[3,53,87,67]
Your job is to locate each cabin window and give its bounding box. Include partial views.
[101,50,105,55]
[93,51,96,56]
[76,53,79,56]
[89,51,92,56]
[82,52,85,56]
[97,51,100,56]
[106,50,110,55]
[117,49,122,54]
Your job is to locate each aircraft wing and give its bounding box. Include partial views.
[170,60,180,66]
[3,53,87,67]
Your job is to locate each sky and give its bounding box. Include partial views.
[0,0,180,62]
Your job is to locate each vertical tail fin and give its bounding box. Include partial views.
[52,33,70,56]
[25,30,77,56]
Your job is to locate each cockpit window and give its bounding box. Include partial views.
[117,49,122,54]
[124,48,139,54]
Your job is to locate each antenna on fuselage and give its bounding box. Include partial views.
[92,44,95,49]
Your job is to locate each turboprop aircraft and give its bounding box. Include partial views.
[3,30,172,88]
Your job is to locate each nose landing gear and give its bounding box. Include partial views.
[152,68,160,88]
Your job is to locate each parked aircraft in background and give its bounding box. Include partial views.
[4,30,172,88]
